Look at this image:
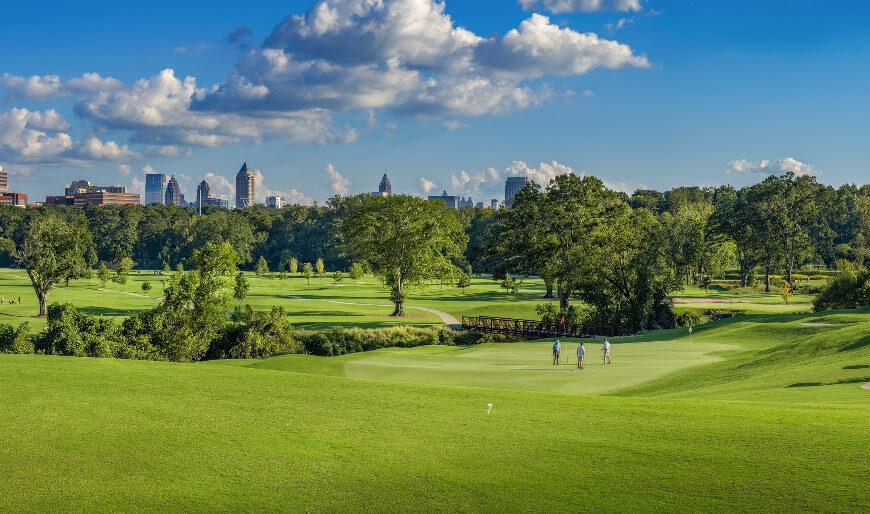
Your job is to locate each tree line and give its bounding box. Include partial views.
[1,171,869,333]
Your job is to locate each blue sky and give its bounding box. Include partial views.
[1,0,868,204]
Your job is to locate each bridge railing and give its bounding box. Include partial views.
[461,316,614,339]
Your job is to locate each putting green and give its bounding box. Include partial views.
[225,339,734,394]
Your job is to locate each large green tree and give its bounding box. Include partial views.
[18,216,93,316]
[502,174,626,312]
[343,195,466,316]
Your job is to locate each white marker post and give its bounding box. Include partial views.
[487,403,493,415]
[688,324,693,352]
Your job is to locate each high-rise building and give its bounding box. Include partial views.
[165,175,183,206]
[235,161,255,208]
[428,190,459,209]
[491,199,499,209]
[195,180,211,209]
[145,173,169,204]
[378,173,392,195]
[266,196,285,208]
[0,165,7,193]
[504,176,529,208]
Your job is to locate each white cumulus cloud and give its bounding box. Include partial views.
[519,0,642,13]
[724,157,817,176]
[325,163,350,196]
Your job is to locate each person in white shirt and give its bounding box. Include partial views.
[552,340,561,366]
[576,342,585,369]
[602,339,612,365]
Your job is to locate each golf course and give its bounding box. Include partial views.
[1,268,867,512]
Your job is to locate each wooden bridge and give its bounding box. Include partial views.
[461,316,614,339]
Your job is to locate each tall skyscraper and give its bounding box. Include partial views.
[145,173,169,204]
[165,175,183,206]
[196,180,211,209]
[235,161,255,208]
[504,176,529,208]
[378,174,392,195]
[0,165,7,193]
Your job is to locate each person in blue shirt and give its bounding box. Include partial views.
[552,340,561,366]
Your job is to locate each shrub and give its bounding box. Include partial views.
[209,307,301,359]
[296,326,519,357]
[675,309,702,327]
[536,303,588,324]
[0,322,33,354]
[34,303,123,357]
[813,269,870,312]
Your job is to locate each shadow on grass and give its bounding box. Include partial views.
[78,306,142,317]
[787,376,870,388]
[844,364,870,369]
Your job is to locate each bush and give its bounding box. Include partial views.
[675,309,702,327]
[813,269,870,312]
[209,307,302,359]
[34,303,124,357]
[296,326,522,357]
[0,322,33,354]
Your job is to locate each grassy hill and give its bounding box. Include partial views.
[1,306,868,511]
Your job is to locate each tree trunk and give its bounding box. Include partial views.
[392,300,405,317]
[558,283,570,311]
[544,282,554,298]
[764,263,771,293]
[38,291,47,317]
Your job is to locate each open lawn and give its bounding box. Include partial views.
[0,268,821,333]
[1,297,868,510]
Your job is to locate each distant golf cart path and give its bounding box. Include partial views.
[288,295,460,328]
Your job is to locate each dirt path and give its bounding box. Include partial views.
[287,296,460,329]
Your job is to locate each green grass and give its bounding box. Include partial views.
[1,352,867,512]
[2,298,869,510]
[2,268,867,510]
[0,268,824,334]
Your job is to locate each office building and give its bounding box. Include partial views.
[491,199,499,209]
[201,197,229,209]
[59,180,139,206]
[73,190,139,207]
[0,165,7,193]
[65,179,93,196]
[0,192,27,207]
[235,161,255,208]
[372,173,392,196]
[195,180,210,209]
[165,176,183,206]
[458,197,473,208]
[428,190,459,209]
[145,173,169,204]
[266,196,285,209]
[504,176,529,208]
[45,195,75,206]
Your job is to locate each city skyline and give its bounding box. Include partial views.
[1,1,869,203]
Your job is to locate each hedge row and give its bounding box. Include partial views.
[0,305,523,361]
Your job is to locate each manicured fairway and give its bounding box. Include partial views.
[1,353,868,512]
[0,268,821,335]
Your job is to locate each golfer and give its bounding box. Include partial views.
[552,340,561,366]
[602,339,612,365]
[577,342,585,369]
